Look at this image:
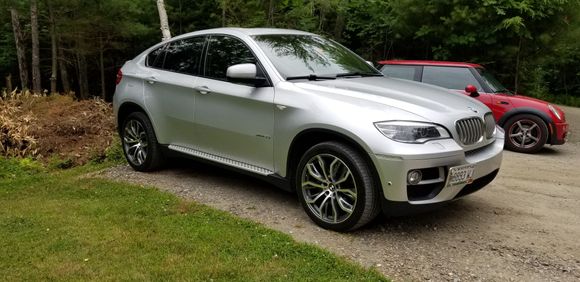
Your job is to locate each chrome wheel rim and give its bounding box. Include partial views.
[123,119,148,166]
[508,119,542,149]
[301,154,357,224]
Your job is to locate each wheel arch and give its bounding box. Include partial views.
[117,102,149,134]
[497,107,555,143]
[286,128,382,192]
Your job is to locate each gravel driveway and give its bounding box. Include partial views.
[100,106,580,281]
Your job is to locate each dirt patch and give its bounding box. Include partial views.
[0,94,115,165]
[99,106,580,281]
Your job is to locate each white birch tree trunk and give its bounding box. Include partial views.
[156,0,172,41]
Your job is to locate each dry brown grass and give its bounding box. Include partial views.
[0,91,115,165]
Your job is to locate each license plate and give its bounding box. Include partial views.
[446,164,475,187]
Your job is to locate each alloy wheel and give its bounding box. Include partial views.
[508,119,542,149]
[301,154,358,224]
[123,119,149,166]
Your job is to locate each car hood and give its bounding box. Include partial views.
[295,77,491,122]
[506,94,550,107]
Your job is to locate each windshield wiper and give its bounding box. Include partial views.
[336,72,383,78]
[286,74,336,81]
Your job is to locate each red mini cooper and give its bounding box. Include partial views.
[378,60,569,153]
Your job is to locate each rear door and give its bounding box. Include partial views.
[193,35,275,172]
[143,36,206,146]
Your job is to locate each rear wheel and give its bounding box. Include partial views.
[121,112,164,171]
[503,114,548,154]
[295,141,380,231]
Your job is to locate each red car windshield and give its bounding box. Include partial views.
[476,68,511,94]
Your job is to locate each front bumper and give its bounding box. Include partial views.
[372,134,503,206]
[550,122,569,145]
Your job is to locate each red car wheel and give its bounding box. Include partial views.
[503,114,548,153]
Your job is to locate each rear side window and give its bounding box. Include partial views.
[204,35,257,80]
[163,36,206,75]
[147,45,167,69]
[381,65,417,81]
[422,66,482,90]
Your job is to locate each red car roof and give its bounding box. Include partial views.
[377,60,483,68]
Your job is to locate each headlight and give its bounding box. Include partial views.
[548,104,562,121]
[375,121,450,143]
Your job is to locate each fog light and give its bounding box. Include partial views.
[407,170,422,185]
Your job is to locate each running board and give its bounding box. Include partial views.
[168,144,274,176]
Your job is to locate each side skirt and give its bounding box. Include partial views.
[161,145,292,192]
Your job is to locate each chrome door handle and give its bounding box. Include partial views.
[146,76,157,84]
[194,86,212,95]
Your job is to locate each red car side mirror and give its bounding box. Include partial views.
[465,84,479,97]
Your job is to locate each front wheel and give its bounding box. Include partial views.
[503,114,548,154]
[295,141,380,231]
[121,112,164,171]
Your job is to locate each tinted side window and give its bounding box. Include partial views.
[163,37,206,75]
[381,65,417,81]
[147,45,167,69]
[205,35,256,80]
[422,66,482,90]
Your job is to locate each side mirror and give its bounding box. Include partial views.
[226,63,267,87]
[465,84,479,97]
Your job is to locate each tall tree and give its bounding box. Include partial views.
[47,0,58,94]
[30,0,41,93]
[156,0,171,40]
[10,8,29,91]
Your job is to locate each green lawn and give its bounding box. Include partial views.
[0,158,387,281]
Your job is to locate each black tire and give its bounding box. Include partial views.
[503,114,548,154]
[295,141,380,232]
[121,112,164,171]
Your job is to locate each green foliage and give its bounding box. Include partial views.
[103,137,125,164]
[0,22,16,75]
[0,157,44,180]
[47,157,74,169]
[0,0,579,104]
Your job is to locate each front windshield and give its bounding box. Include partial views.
[252,34,381,79]
[476,68,510,94]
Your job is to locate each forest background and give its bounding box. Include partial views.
[1,0,579,105]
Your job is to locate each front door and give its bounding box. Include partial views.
[193,35,275,172]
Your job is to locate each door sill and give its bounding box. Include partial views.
[168,144,274,176]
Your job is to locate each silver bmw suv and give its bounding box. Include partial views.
[113,28,504,231]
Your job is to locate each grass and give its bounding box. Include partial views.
[0,158,387,281]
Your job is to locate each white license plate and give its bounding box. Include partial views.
[446,164,475,187]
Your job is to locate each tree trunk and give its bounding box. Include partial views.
[48,0,58,94]
[99,36,106,100]
[333,12,345,41]
[30,0,42,93]
[156,0,171,41]
[76,51,89,99]
[268,0,275,26]
[58,38,71,94]
[10,9,29,91]
[221,0,226,26]
[5,74,13,93]
[514,36,523,95]
[59,58,70,93]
